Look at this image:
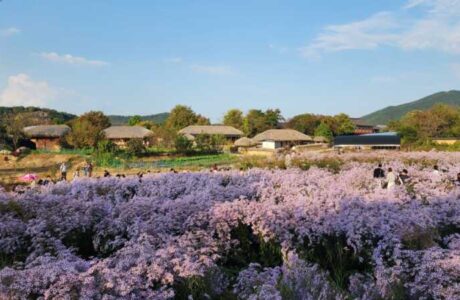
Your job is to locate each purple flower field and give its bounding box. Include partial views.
[1,152,460,299]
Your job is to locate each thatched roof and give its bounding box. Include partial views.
[313,136,329,143]
[179,125,243,137]
[234,137,256,147]
[252,129,313,142]
[23,125,70,138]
[103,126,153,139]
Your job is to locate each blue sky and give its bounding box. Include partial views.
[0,0,459,122]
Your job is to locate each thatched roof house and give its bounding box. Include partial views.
[253,129,312,142]
[253,129,313,149]
[23,125,70,150]
[103,126,153,139]
[103,126,153,147]
[234,137,256,147]
[24,125,70,138]
[179,125,243,141]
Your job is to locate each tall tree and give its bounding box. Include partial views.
[128,115,142,126]
[243,109,266,137]
[223,109,244,130]
[285,113,321,135]
[67,111,111,148]
[165,105,210,131]
[314,122,333,140]
[265,109,284,128]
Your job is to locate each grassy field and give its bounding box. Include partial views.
[0,152,239,189]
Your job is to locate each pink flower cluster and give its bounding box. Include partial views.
[1,151,459,299]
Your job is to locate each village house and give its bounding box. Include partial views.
[23,125,70,151]
[103,126,153,148]
[334,132,401,150]
[179,125,244,142]
[350,118,379,135]
[252,129,313,149]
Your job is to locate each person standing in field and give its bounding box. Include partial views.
[399,169,410,185]
[386,167,397,189]
[59,162,68,181]
[373,164,385,179]
[88,162,93,177]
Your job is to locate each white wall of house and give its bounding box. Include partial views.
[262,141,280,149]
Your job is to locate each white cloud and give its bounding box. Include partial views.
[0,27,21,37]
[40,52,109,67]
[0,74,57,107]
[301,0,460,59]
[190,64,234,75]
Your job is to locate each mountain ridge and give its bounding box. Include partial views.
[361,90,460,125]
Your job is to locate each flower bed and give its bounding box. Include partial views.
[1,152,460,299]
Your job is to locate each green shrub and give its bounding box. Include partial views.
[125,139,146,157]
[298,234,373,290]
[175,135,193,154]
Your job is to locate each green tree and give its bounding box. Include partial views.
[223,109,244,130]
[165,105,210,132]
[128,115,142,126]
[286,114,321,135]
[324,114,356,136]
[389,104,460,143]
[126,139,146,156]
[0,124,9,149]
[175,135,193,154]
[194,134,225,153]
[314,122,333,140]
[67,111,111,148]
[265,109,284,128]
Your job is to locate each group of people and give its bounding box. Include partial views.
[61,161,94,181]
[373,163,460,189]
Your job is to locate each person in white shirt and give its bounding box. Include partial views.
[59,162,67,181]
[386,167,397,190]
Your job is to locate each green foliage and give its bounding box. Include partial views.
[194,134,225,153]
[0,106,76,126]
[173,269,237,300]
[389,104,460,146]
[221,223,283,276]
[67,111,111,148]
[93,140,122,167]
[175,135,193,154]
[96,140,117,154]
[314,122,333,140]
[298,234,373,290]
[165,105,210,131]
[243,109,283,137]
[108,113,169,125]
[223,109,244,130]
[362,90,460,125]
[125,139,146,156]
[286,113,321,135]
[127,115,142,126]
[291,158,344,173]
[332,113,356,135]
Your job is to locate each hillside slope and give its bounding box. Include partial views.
[0,106,76,125]
[361,90,460,125]
[108,113,169,125]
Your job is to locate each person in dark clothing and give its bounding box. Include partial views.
[399,169,410,184]
[103,170,111,177]
[373,164,385,179]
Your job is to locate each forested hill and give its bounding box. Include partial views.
[0,106,76,125]
[361,90,460,125]
[108,113,169,125]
